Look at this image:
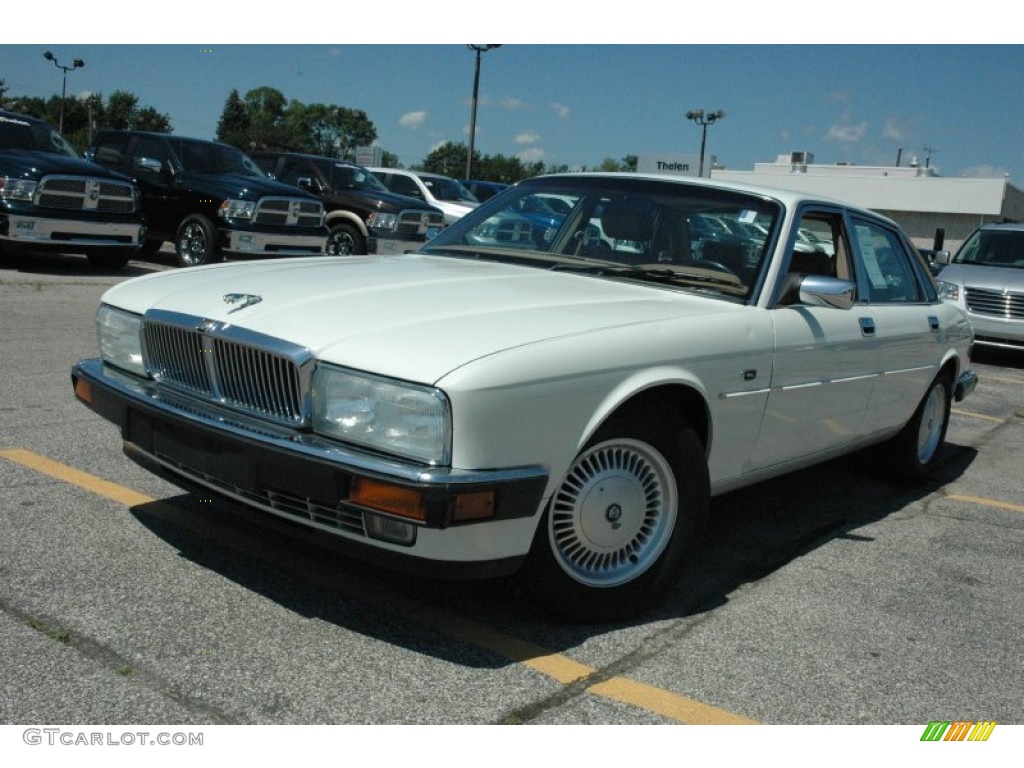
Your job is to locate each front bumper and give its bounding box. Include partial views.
[0,213,143,248]
[222,228,326,257]
[70,358,548,577]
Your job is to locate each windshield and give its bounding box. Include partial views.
[423,176,782,302]
[954,228,1024,269]
[421,176,479,203]
[332,163,390,193]
[0,114,79,157]
[173,139,268,177]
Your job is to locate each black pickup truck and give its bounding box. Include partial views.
[251,151,444,256]
[87,131,327,267]
[0,109,144,270]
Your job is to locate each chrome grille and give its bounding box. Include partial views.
[396,209,445,237]
[253,197,324,227]
[37,175,136,213]
[965,287,1024,319]
[143,320,305,424]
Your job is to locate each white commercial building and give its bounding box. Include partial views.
[711,152,1024,253]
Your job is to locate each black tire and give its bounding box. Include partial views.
[325,222,367,256]
[136,239,164,259]
[175,214,222,268]
[521,409,709,622]
[86,251,133,271]
[886,371,953,481]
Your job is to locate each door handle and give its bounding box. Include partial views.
[859,317,876,337]
[928,315,940,331]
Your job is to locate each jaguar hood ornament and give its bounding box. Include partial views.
[223,293,263,313]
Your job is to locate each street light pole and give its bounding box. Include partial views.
[465,44,500,181]
[43,50,85,134]
[685,109,726,178]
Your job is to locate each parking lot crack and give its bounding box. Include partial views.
[0,597,243,724]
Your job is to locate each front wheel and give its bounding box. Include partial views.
[521,414,708,622]
[175,214,222,268]
[325,222,366,256]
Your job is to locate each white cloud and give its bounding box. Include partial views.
[501,97,523,110]
[399,111,428,129]
[824,122,867,143]
[551,102,570,119]
[514,131,541,145]
[882,118,906,141]
[518,147,546,163]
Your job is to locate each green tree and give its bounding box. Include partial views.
[243,86,290,149]
[379,150,402,168]
[216,89,250,148]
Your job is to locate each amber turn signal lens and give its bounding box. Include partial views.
[452,491,495,522]
[74,377,93,404]
[350,477,426,521]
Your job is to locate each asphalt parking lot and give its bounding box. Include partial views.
[1,248,1022,728]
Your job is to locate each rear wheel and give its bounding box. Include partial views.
[325,222,366,256]
[887,371,952,481]
[521,411,708,622]
[175,214,222,267]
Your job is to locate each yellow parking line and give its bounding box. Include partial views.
[950,408,1005,423]
[0,448,758,725]
[980,375,1024,385]
[946,494,1024,515]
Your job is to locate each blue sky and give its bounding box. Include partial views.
[3,20,1020,180]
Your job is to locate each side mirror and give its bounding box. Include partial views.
[136,156,167,175]
[797,275,856,310]
[932,250,952,266]
[296,176,318,192]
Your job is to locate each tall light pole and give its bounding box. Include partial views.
[685,109,726,178]
[43,50,85,134]
[465,44,500,181]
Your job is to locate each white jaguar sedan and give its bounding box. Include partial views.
[71,174,977,621]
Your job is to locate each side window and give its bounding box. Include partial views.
[92,134,129,167]
[277,157,312,187]
[778,211,853,304]
[133,137,171,171]
[388,175,423,199]
[851,218,923,303]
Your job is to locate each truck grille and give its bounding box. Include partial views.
[142,319,307,425]
[396,209,445,238]
[36,175,136,213]
[253,197,324,228]
[965,287,1024,320]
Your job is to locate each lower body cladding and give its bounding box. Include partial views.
[0,213,143,248]
[221,228,326,258]
[70,358,549,579]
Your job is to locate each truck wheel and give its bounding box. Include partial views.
[521,411,709,622]
[86,251,132,270]
[326,223,366,256]
[175,215,222,267]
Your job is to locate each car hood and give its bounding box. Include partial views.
[102,254,742,384]
[938,263,1024,291]
[331,188,443,215]
[0,149,133,181]
[180,172,318,202]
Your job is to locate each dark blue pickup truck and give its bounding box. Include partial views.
[0,109,144,270]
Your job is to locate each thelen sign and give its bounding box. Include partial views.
[636,153,706,177]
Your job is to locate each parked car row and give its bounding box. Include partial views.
[1,107,488,270]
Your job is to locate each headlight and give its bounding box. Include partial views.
[96,305,146,377]
[218,199,256,220]
[312,365,450,465]
[937,280,960,301]
[0,177,38,202]
[366,212,398,232]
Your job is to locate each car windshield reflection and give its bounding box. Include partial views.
[423,176,782,301]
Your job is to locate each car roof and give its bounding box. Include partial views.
[522,172,896,223]
[977,222,1024,231]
